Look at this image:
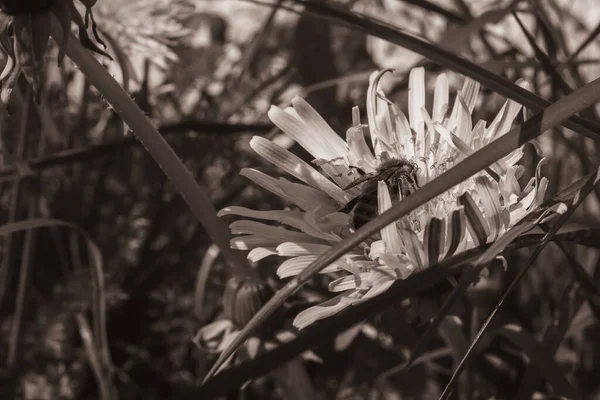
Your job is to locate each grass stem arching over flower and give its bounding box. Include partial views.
[220,67,551,329]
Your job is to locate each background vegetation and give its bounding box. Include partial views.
[1,0,600,399]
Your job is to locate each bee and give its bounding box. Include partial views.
[341,158,419,229]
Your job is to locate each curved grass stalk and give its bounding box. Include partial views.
[48,20,256,279]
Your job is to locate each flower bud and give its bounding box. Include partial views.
[222,276,274,329]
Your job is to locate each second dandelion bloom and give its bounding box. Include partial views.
[220,67,551,329]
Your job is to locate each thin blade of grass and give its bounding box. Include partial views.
[402,0,468,23]
[0,86,31,312]
[227,0,283,93]
[512,11,573,94]
[289,0,600,140]
[565,20,600,65]
[517,228,600,249]
[534,7,561,60]
[76,313,113,400]
[591,258,600,322]
[6,198,37,368]
[438,167,600,400]
[203,72,600,381]
[295,6,514,105]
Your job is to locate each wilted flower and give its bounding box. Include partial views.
[220,67,553,329]
[0,0,110,104]
[195,276,320,374]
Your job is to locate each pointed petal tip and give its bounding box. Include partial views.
[290,95,308,106]
[410,66,425,76]
[267,104,283,118]
[515,78,531,90]
[248,135,265,149]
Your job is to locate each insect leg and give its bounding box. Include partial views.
[339,196,360,213]
[348,165,366,176]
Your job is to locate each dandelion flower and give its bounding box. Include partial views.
[221,67,551,329]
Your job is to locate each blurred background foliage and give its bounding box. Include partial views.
[0,0,600,399]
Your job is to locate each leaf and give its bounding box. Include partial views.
[495,325,574,398]
[203,72,600,382]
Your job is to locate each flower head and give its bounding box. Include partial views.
[195,275,321,374]
[221,68,549,329]
[0,0,110,104]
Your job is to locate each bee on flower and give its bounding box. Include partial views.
[219,67,550,329]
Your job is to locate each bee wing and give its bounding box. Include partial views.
[340,181,380,213]
[342,173,377,191]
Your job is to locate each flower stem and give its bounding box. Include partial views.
[49,21,256,279]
